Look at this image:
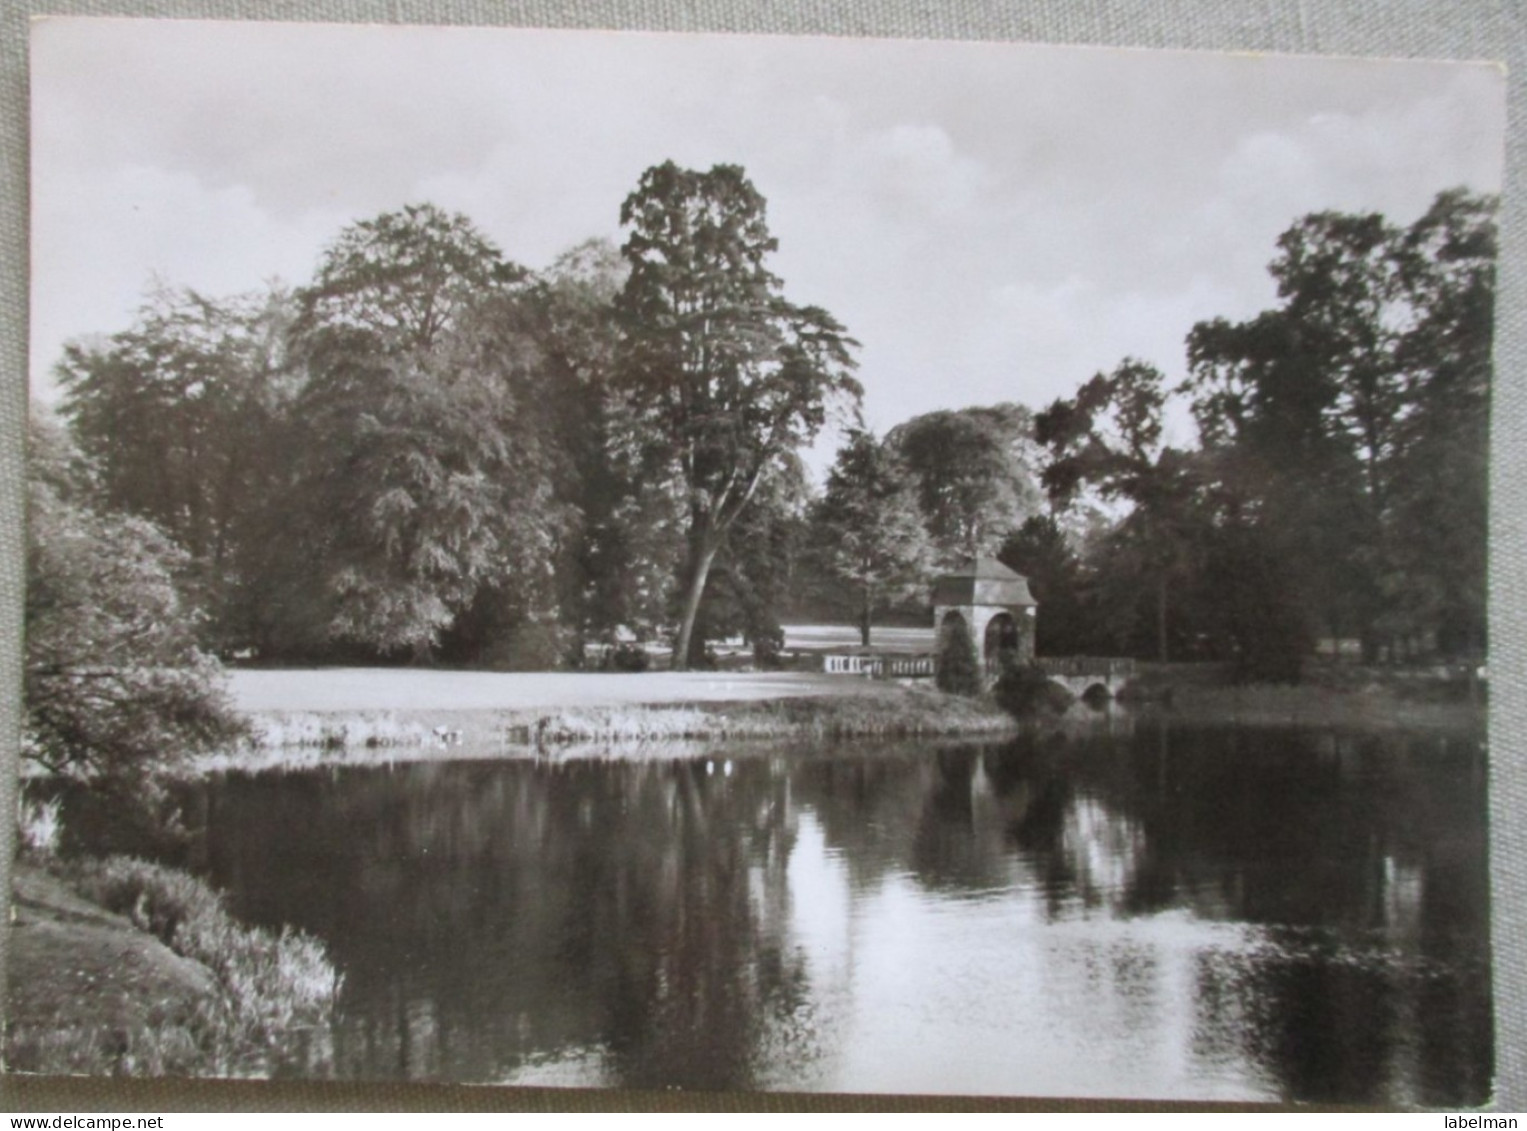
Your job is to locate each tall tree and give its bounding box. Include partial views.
[282,204,570,659]
[808,430,932,646]
[691,456,811,663]
[885,404,1045,563]
[997,515,1087,657]
[1037,359,1199,662]
[438,238,640,666]
[1186,309,1370,654]
[1185,189,1496,660]
[615,161,860,668]
[56,283,296,650]
[1385,189,1495,656]
[528,238,687,648]
[1270,210,1405,511]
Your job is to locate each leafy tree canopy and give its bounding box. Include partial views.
[1184,188,1496,658]
[615,161,861,667]
[56,283,296,650]
[808,429,932,645]
[886,404,1044,563]
[285,205,567,658]
[1037,360,1202,661]
[24,413,246,799]
[296,202,526,354]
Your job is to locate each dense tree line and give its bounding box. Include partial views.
[813,189,1494,675]
[1026,188,1495,675]
[49,166,859,673]
[42,174,1493,689]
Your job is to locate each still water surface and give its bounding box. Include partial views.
[190,719,1490,1102]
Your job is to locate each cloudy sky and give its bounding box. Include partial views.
[30,18,1506,456]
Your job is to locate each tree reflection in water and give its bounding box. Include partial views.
[193,722,1490,1102]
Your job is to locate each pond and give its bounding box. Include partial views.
[183,718,1491,1103]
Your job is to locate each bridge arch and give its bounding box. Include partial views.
[1031,659,1139,701]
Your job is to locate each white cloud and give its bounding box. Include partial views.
[29,20,1506,443]
[30,161,347,391]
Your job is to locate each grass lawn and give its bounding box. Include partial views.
[227,624,938,714]
[226,667,896,714]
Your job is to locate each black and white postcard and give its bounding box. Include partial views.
[12,19,1505,1104]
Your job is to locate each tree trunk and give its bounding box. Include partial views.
[860,583,873,647]
[1157,574,1169,664]
[672,534,720,671]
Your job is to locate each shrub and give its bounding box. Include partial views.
[993,663,1076,717]
[607,641,651,672]
[5,1014,214,1079]
[70,856,340,1077]
[25,417,249,805]
[752,627,786,670]
[936,617,982,696]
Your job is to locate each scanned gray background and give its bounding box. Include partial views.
[0,0,1521,1114]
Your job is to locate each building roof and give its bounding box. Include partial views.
[940,556,1025,581]
[932,556,1037,608]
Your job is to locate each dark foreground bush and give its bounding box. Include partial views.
[993,663,1076,718]
[606,642,651,672]
[752,627,786,669]
[70,856,340,1077]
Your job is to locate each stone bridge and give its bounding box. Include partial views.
[1032,656,1137,699]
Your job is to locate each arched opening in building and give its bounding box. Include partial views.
[984,612,1019,677]
[939,609,969,644]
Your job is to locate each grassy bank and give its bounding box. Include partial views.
[1121,662,1486,733]
[192,683,1018,773]
[6,856,340,1079]
[504,688,1017,743]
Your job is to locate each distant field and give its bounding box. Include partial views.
[783,624,935,653]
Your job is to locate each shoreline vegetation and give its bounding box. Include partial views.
[1119,661,1486,735]
[6,857,340,1079]
[197,684,1023,773]
[1124,682,1484,734]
